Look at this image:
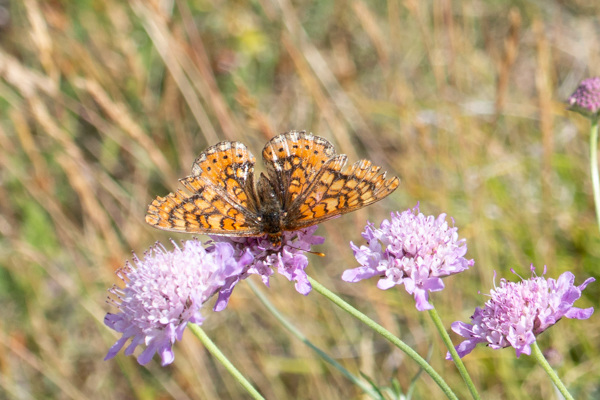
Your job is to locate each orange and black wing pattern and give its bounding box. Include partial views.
[283,155,399,230]
[145,141,263,237]
[146,131,399,241]
[262,131,336,209]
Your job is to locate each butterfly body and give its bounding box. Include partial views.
[146,131,399,247]
[254,174,288,244]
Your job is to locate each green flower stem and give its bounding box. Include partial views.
[188,323,265,400]
[530,341,574,400]
[307,275,459,400]
[247,280,382,399]
[589,116,600,233]
[428,306,481,400]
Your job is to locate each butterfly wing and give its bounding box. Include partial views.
[262,130,336,209]
[145,141,264,236]
[283,156,400,229]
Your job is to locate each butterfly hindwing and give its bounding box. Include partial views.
[262,130,336,209]
[192,141,259,212]
[145,141,263,236]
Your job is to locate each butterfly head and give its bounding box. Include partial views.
[267,232,282,247]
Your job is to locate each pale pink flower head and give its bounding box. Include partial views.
[448,265,595,359]
[104,239,252,366]
[342,205,473,311]
[211,226,325,311]
[568,77,600,118]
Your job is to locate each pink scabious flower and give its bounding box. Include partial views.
[211,226,325,311]
[568,77,600,117]
[104,239,253,366]
[449,266,595,359]
[342,205,473,311]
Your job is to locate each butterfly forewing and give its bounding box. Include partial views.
[283,157,400,229]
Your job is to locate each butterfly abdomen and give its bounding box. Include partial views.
[256,173,286,244]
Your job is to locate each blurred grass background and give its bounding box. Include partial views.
[0,0,599,399]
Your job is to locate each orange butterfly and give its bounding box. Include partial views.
[146,131,399,246]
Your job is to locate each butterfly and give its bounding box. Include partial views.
[146,130,399,246]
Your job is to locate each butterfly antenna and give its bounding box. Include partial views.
[285,244,325,257]
[308,249,325,257]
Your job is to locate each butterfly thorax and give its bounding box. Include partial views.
[256,173,286,245]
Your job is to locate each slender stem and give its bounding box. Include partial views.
[246,280,382,399]
[589,116,600,233]
[428,306,481,400]
[188,324,265,400]
[530,342,574,400]
[307,276,459,400]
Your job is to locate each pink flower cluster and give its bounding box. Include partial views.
[449,266,594,358]
[343,205,473,311]
[568,77,600,117]
[104,228,323,365]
